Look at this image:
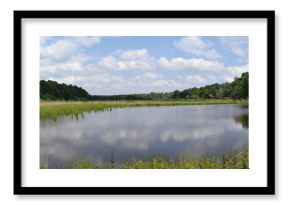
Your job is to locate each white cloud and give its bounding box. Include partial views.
[40,36,105,85]
[47,76,86,85]
[175,36,221,59]
[99,56,154,70]
[220,37,248,58]
[40,36,101,63]
[86,74,124,84]
[98,56,117,68]
[71,36,101,47]
[118,61,153,70]
[223,64,248,82]
[48,73,124,91]
[105,70,178,95]
[40,37,249,95]
[40,36,103,80]
[40,39,77,62]
[133,72,160,81]
[40,54,92,78]
[227,64,248,76]
[129,72,178,91]
[206,49,221,59]
[159,57,224,71]
[185,75,208,84]
[119,48,151,61]
[152,79,177,87]
[99,49,155,71]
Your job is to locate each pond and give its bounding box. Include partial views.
[40,104,248,168]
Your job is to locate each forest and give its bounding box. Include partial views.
[40,80,90,100]
[40,72,248,101]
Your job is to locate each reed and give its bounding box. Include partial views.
[40,99,248,120]
[41,149,248,169]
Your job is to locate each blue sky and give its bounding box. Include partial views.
[40,36,248,95]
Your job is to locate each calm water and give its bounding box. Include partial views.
[40,104,248,168]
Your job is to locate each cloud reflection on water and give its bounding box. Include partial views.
[40,105,248,166]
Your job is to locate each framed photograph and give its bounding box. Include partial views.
[14,10,275,195]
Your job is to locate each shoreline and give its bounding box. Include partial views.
[40,99,248,120]
[40,149,249,169]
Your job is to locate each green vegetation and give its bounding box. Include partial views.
[40,99,248,120]
[40,72,248,101]
[40,80,90,100]
[40,72,248,120]
[40,149,248,169]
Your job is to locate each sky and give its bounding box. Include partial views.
[40,36,248,95]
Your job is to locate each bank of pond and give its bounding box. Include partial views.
[40,149,248,169]
[40,99,248,120]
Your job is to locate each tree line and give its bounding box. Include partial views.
[40,72,248,101]
[40,80,90,100]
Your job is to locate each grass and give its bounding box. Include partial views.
[40,149,248,169]
[40,99,248,120]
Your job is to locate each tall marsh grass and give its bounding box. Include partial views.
[40,149,248,169]
[40,99,248,120]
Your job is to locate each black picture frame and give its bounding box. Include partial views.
[14,10,275,195]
